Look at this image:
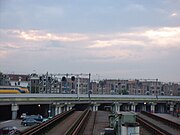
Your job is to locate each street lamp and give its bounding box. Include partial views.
[48,110,51,117]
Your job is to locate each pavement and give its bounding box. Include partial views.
[0,119,30,132]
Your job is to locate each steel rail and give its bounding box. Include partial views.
[21,109,75,135]
[92,111,97,135]
[137,116,170,135]
[64,109,90,135]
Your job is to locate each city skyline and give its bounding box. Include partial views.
[0,0,180,82]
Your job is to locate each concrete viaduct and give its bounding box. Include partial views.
[0,94,179,120]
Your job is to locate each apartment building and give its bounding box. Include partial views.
[29,73,40,93]
[77,77,89,94]
[1,71,179,95]
[90,81,98,94]
[162,82,180,96]
[29,73,61,94]
[0,72,10,86]
[91,79,129,95]
[91,79,180,96]
[61,76,89,94]
[39,74,60,94]
[8,74,29,87]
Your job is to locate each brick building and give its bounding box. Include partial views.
[0,72,10,86]
[91,79,179,96]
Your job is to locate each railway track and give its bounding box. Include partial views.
[80,111,97,135]
[91,111,97,135]
[22,109,90,135]
[137,111,180,135]
[64,109,90,135]
[21,109,75,135]
[47,111,84,135]
[21,109,109,135]
[81,111,110,135]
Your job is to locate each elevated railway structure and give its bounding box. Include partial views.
[0,94,179,105]
[137,111,180,135]
[0,94,179,120]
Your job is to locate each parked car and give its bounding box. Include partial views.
[23,115,43,122]
[0,126,21,135]
[21,118,41,126]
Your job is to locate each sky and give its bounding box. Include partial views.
[0,0,180,82]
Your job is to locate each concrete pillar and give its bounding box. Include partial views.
[170,104,174,112]
[58,107,62,114]
[65,102,74,111]
[92,104,100,111]
[150,103,156,113]
[55,106,58,115]
[54,105,64,115]
[116,105,119,112]
[66,104,74,111]
[131,104,136,112]
[55,106,62,115]
[142,104,146,111]
[11,104,19,120]
[112,105,115,112]
[91,102,99,111]
[159,104,165,113]
[113,102,121,112]
[116,104,121,112]
[66,106,70,111]
[92,105,95,111]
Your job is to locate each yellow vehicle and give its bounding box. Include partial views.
[0,86,29,94]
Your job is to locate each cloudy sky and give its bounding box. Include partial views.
[0,0,180,82]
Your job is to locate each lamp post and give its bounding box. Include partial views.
[77,75,80,100]
[48,110,51,117]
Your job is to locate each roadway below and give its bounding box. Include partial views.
[0,120,29,132]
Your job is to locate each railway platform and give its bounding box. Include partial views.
[154,113,180,124]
